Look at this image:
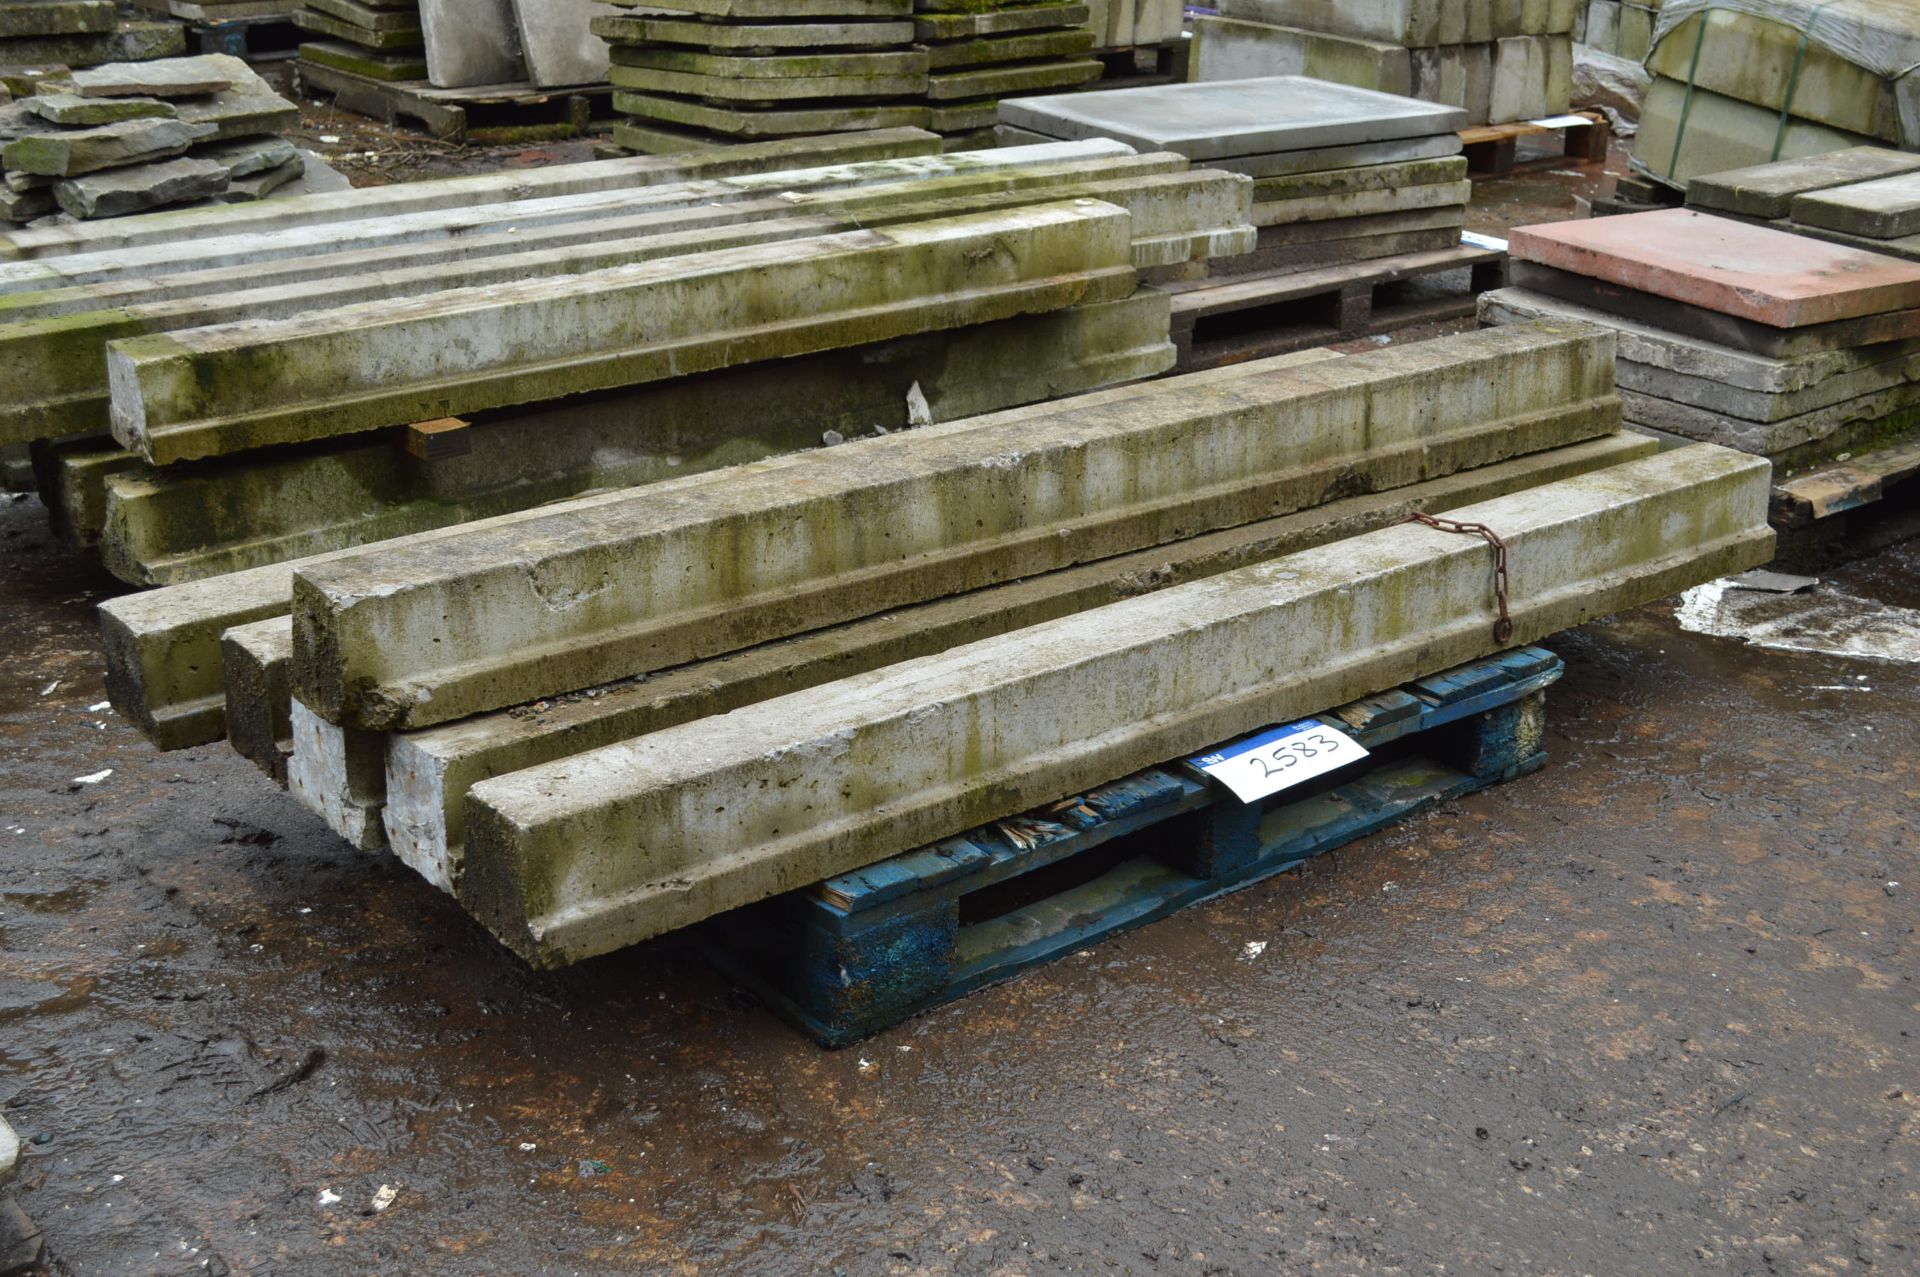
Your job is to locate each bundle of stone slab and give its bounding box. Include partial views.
[1688,146,1920,261]
[94,321,1774,967]
[0,0,184,69]
[0,54,301,221]
[1001,75,1471,277]
[1190,0,1575,127]
[294,0,426,84]
[1479,206,1920,553]
[1576,0,1663,61]
[8,128,1257,601]
[1630,0,1920,190]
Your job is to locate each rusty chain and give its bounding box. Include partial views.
[1400,511,1514,645]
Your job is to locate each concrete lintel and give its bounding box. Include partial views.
[460,444,1774,967]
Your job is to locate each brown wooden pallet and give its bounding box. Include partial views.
[1769,437,1920,569]
[1459,109,1609,177]
[1161,241,1508,372]
[293,58,615,143]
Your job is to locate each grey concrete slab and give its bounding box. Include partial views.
[1618,383,1920,467]
[1687,147,1920,221]
[1189,17,1412,96]
[510,0,612,87]
[419,0,522,88]
[1000,74,1468,161]
[459,444,1772,966]
[1792,172,1920,240]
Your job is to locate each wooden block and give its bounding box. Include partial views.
[404,415,470,460]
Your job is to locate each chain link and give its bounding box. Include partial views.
[1400,512,1514,645]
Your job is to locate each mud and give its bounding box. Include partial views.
[2,138,1916,1276]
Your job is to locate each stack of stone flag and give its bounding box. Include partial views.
[1192,0,1575,127]
[0,0,183,69]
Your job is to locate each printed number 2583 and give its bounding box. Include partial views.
[1247,732,1339,778]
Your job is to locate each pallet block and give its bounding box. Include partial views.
[706,647,1562,1045]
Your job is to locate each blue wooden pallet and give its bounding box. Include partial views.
[704,647,1563,1046]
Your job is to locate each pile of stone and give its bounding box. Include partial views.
[9,127,1257,617]
[1689,147,1920,263]
[1575,0,1662,61]
[0,54,301,221]
[295,0,426,84]
[1631,0,1920,189]
[916,0,1102,147]
[0,0,184,69]
[1190,0,1575,126]
[92,317,1770,966]
[1480,208,1920,499]
[1001,76,1471,276]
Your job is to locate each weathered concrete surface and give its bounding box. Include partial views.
[613,91,933,138]
[1253,177,1470,226]
[106,200,1140,463]
[1791,171,1920,240]
[419,0,521,87]
[385,431,1652,895]
[0,0,115,38]
[1633,78,1873,189]
[1002,73,1467,159]
[288,700,387,851]
[459,445,1773,965]
[95,291,1176,585]
[0,126,943,258]
[0,140,1136,295]
[511,0,612,87]
[1618,381,1920,470]
[1220,0,1576,44]
[92,292,1177,744]
[597,13,915,47]
[1510,208,1920,328]
[1688,146,1920,221]
[1190,18,1412,98]
[220,615,292,784]
[24,92,175,125]
[0,18,186,70]
[1247,153,1465,201]
[926,3,1089,41]
[25,434,137,548]
[291,323,1619,732]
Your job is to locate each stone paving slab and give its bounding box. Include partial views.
[1000,74,1467,161]
[54,155,230,219]
[592,13,915,47]
[1791,171,1920,241]
[1510,208,1920,328]
[1688,147,1920,221]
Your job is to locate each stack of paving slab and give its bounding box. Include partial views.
[0,0,185,70]
[915,0,1103,148]
[1630,0,1920,190]
[1084,0,1182,52]
[1479,206,1920,532]
[1576,0,1662,61]
[1689,147,1920,263]
[93,319,1774,969]
[591,0,929,152]
[1,54,301,221]
[8,127,1257,610]
[1190,0,1575,127]
[1000,76,1471,277]
[294,0,425,83]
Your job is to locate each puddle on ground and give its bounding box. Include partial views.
[1675,577,1920,664]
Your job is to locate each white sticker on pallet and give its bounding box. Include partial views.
[1190,720,1370,804]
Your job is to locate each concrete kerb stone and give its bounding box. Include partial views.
[221,615,293,783]
[458,444,1773,967]
[289,322,1619,733]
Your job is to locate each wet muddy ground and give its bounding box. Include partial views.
[3,130,1916,1277]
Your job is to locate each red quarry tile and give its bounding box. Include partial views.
[1508,207,1920,328]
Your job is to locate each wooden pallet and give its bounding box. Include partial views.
[1460,109,1609,176]
[292,59,615,143]
[1162,240,1508,371]
[1770,437,1920,570]
[705,647,1563,1046]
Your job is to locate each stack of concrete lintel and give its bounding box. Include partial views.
[1001,74,1471,277]
[1191,0,1576,127]
[0,0,184,71]
[10,127,1256,603]
[1479,206,1920,549]
[915,0,1103,149]
[92,320,1774,969]
[1,54,303,222]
